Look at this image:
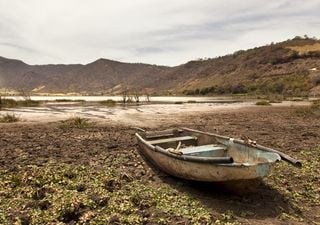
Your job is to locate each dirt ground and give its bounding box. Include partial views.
[0,105,319,224]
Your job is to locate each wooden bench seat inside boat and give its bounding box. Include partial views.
[148,136,197,148]
[145,129,183,139]
[146,133,174,139]
[181,144,227,157]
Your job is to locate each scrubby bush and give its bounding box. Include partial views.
[59,117,92,129]
[230,83,247,94]
[255,100,271,106]
[0,98,18,107]
[267,94,284,103]
[183,73,312,97]
[0,98,40,108]
[0,113,20,123]
[20,99,41,107]
[99,99,116,106]
[55,99,85,102]
[296,100,320,117]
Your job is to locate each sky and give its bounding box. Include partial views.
[0,0,320,66]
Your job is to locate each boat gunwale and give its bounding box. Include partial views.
[136,132,280,167]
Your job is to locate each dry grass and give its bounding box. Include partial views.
[0,113,20,123]
[255,100,271,106]
[1,106,320,224]
[295,100,320,117]
[59,117,92,129]
[287,43,320,54]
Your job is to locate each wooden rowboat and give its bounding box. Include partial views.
[135,127,301,182]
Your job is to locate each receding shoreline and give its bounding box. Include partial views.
[0,98,311,125]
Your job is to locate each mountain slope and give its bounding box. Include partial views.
[1,37,320,96]
[168,37,320,96]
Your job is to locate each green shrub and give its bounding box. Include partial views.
[55,99,74,102]
[255,100,271,106]
[55,99,85,102]
[0,98,41,108]
[59,117,92,129]
[184,73,312,97]
[0,98,18,107]
[99,99,116,106]
[269,99,282,103]
[20,100,41,107]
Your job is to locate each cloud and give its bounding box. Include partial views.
[0,0,319,66]
[0,42,40,54]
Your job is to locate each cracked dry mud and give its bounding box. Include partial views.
[0,105,319,224]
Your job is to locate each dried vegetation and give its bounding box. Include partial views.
[0,106,319,224]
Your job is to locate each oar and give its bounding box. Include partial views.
[253,144,302,168]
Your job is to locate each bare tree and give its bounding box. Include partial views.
[0,93,2,110]
[0,89,8,110]
[145,93,151,102]
[122,85,129,104]
[133,92,140,103]
[127,94,133,103]
[18,88,31,101]
[122,90,127,104]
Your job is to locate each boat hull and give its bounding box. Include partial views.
[136,134,276,182]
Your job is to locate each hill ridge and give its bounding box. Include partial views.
[1,37,320,96]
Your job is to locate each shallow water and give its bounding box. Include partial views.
[0,98,310,126]
[7,95,236,103]
[0,101,251,125]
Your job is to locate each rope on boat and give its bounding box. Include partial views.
[167,141,183,155]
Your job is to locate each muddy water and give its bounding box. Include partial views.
[0,100,311,127]
[7,95,235,102]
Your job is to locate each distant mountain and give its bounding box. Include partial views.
[0,56,170,94]
[1,37,320,96]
